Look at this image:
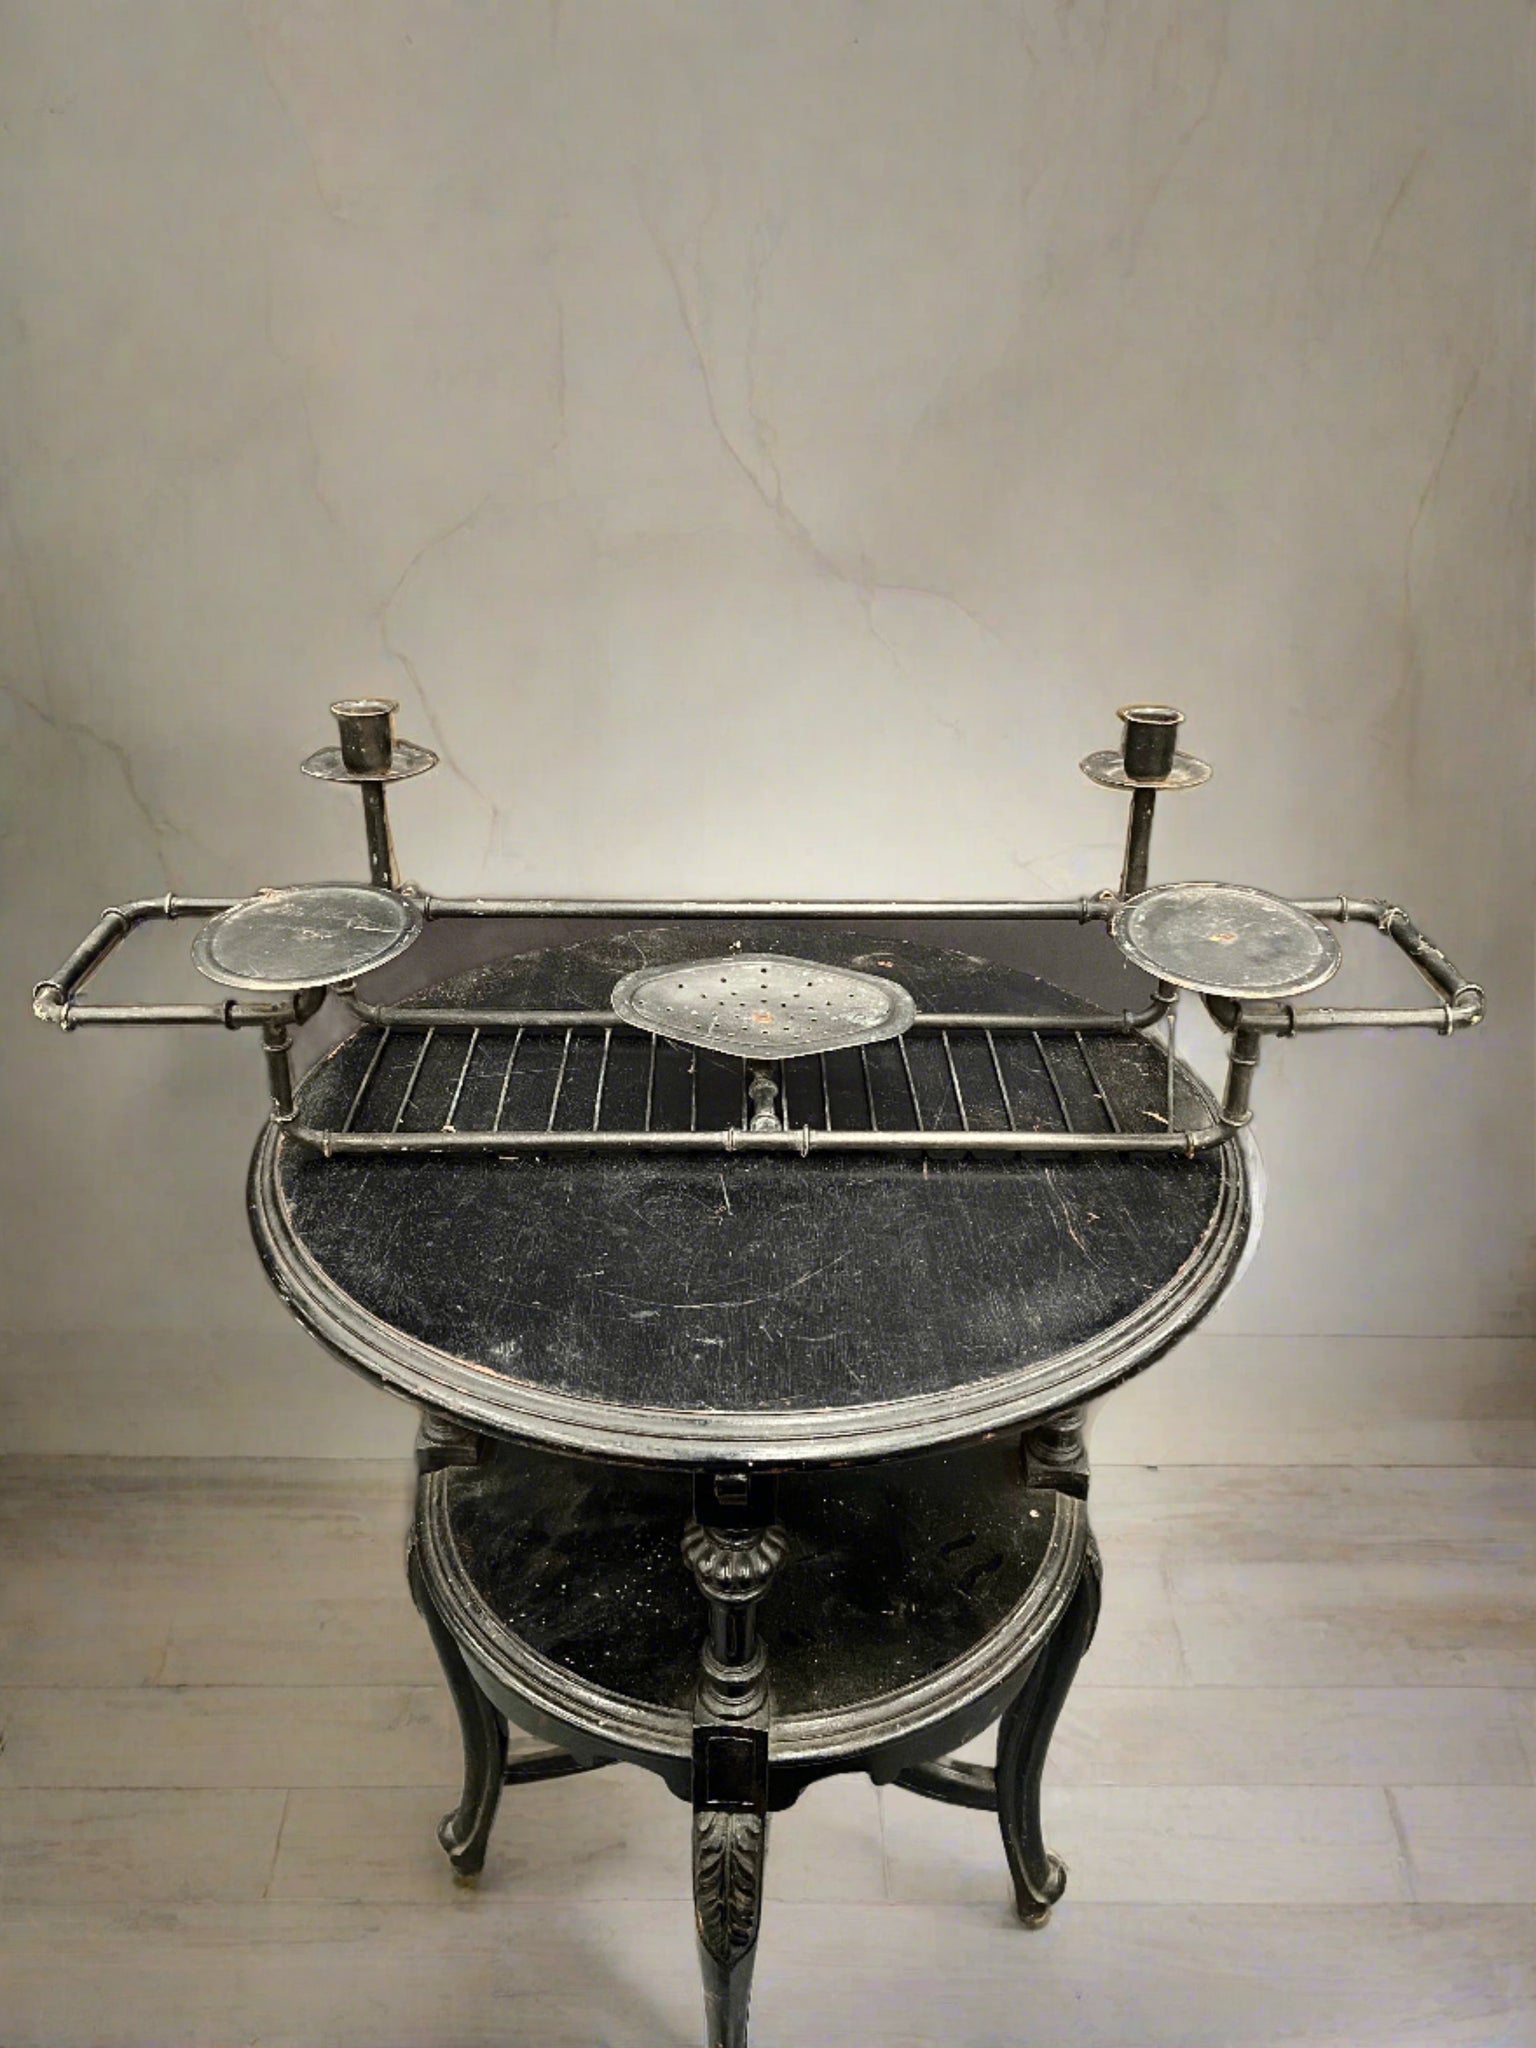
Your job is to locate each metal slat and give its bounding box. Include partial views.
[1075,1030,1122,1135]
[592,1028,613,1132]
[391,1030,435,1132]
[897,1036,925,1131]
[443,1028,479,1133]
[1033,1030,1075,1133]
[547,1029,574,1132]
[859,1046,878,1132]
[985,1028,1017,1133]
[940,1029,970,1132]
[492,1028,524,1133]
[343,1028,392,1133]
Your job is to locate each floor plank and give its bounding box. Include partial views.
[0,1685,458,1788]
[1167,1560,1536,1687]
[0,1789,286,1904]
[0,1460,430,1687]
[1090,1336,1536,1470]
[879,1783,1410,1905]
[1393,1788,1536,1904]
[1513,1692,1536,1781]
[971,1686,1533,1786]
[0,1902,1528,2048]
[760,1903,1536,2048]
[1072,1563,1190,1685]
[1091,1464,1536,1568]
[269,1770,887,1905]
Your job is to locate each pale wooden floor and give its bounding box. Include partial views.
[1,1453,1533,2046]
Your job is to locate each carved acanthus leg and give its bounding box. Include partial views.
[693,1807,769,2048]
[995,1543,1102,1924]
[684,1472,787,2048]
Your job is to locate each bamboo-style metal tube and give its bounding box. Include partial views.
[289,1120,1230,1158]
[418,896,1113,922]
[338,991,1178,1036]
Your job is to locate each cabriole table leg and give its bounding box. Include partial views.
[410,1411,506,1878]
[995,1547,1102,1923]
[407,1533,508,1878]
[999,1406,1101,1922]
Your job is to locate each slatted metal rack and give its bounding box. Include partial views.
[296,1006,1215,1157]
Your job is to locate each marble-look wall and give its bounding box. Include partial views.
[2,4,1531,1437]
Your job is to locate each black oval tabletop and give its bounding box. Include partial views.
[250,923,1257,1464]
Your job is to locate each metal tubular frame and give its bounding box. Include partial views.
[27,705,1486,1160]
[31,895,309,1032]
[1246,897,1486,1034]
[416,896,1113,922]
[28,883,1484,1159]
[292,1122,1234,1160]
[336,984,1179,1037]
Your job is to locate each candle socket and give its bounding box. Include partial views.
[332,698,397,776]
[1119,704,1182,783]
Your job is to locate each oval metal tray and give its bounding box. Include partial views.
[610,953,916,1061]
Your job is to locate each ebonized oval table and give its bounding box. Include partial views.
[249,923,1258,2048]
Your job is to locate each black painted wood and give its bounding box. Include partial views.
[252,922,1254,1460]
[440,1433,1062,1721]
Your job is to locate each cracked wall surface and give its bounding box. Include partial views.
[0,0,1531,1447]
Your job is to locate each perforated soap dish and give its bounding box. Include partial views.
[609,953,917,1061]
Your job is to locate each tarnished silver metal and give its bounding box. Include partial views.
[1082,705,1212,898]
[190,883,424,993]
[300,698,438,784]
[300,738,440,785]
[30,698,1486,1162]
[336,698,395,774]
[1082,704,1211,792]
[610,953,916,1062]
[1112,882,1343,1001]
[301,700,439,888]
[1079,750,1212,793]
[337,988,1175,1036]
[423,895,1112,921]
[1117,705,1182,781]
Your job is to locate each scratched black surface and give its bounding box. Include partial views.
[442,1433,1061,1716]
[274,923,1231,1415]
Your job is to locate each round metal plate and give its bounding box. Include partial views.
[1112,882,1342,1000]
[300,739,439,785]
[610,953,916,1061]
[191,884,424,992]
[1080,748,1212,791]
